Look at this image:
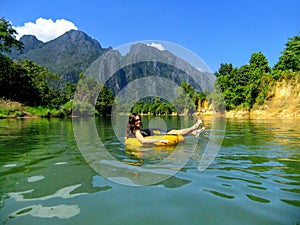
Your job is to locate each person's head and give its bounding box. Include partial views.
[128,113,142,128]
[126,113,143,138]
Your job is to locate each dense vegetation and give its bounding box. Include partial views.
[214,34,300,111]
[129,81,207,115]
[0,17,299,117]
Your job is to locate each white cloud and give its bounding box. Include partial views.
[146,42,165,51]
[13,18,78,42]
[196,67,203,72]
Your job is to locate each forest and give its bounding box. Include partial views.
[0,17,299,118]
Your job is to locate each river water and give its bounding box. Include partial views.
[0,116,299,225]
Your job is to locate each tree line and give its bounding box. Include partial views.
[127,81,207,115]
[214,34,300,111]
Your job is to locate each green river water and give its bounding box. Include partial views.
[0,116,299,225]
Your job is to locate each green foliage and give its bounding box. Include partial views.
[72,74,101,116]
[0,56,116,117]
[250,52,271,73]
[130,81,206,115]
[131,97,176,115]
[71,74,115,116]
[21,60,65,107]
[208,86,225,112]
[214,63,233,77]
[0,56,68,107]
[174,80,207,114]
[96,85,115,116]
[216,33,299,110]
[0,98,68,118]
[274,34,300,73]
[24,106,51,117]
[216,52,271,110]
[0,98,24,118]
[0,17,23,53]
[72,101,95,116]
[173,85,196,114]
[74,73,101,104]
[0,55,40,105]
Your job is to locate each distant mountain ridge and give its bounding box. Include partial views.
[9,30,215,95]
[87,42,216,95]
[9,30,111,82]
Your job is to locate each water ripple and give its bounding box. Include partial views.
[246,194,270,203]
[203,189,235,199]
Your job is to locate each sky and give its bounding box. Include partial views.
[1,0,299,72]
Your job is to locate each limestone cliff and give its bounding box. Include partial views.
[250,77,300,118]
[227,76,300,118]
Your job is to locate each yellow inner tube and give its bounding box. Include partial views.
[125,134,185,147]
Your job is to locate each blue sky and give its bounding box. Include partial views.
[1,0,299,72]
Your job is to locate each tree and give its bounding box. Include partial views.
[181,80,194,97]
[22,60,64,107]
[247,52,271,106]
[0,17,23,53]
[96,85,115,115]
[249,52,271,74]
[173,86,196,115]
[274,34,300,72]
[215,53,270,110]
[0,57,64,106]
[0,56,42,105]
[214,63,233,77]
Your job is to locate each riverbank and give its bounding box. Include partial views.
[1,103,299,119]
[1,74,299,119]
[0,98,71,118]
[224,76,300,119]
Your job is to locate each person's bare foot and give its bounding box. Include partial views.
[192,127,206,137]
[193,119,202,130]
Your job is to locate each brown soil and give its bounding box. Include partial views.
[227,78,300,118]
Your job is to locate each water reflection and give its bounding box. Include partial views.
[9,184,88,202]
[7,184,85,219]
[10,204,80,219]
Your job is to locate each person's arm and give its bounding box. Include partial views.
[135,129,169,144]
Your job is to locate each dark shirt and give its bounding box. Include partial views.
[128,128,166,138]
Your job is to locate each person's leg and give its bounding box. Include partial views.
[167,119,202,136]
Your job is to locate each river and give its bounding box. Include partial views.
[0,116,299,225]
